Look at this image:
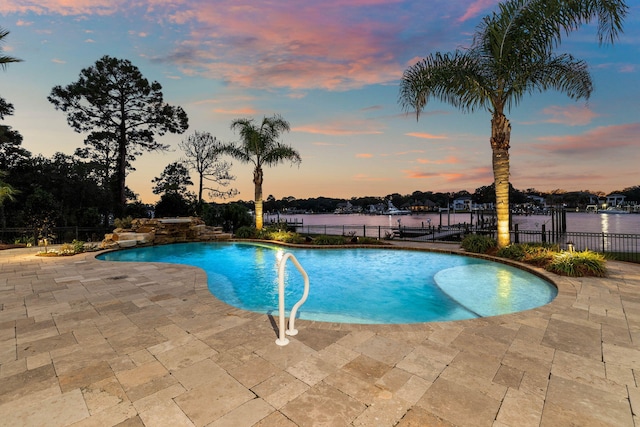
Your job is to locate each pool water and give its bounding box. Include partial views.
[98,242,557,324]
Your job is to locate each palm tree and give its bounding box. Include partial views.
[399,0,627,248]
[0,27,22,70]
[221,115,301,229]
[0,178,16,205]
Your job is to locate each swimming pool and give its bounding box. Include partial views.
[98,242,557,324]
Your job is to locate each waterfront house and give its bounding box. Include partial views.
[409,199,438,212]
[335,201,354,214]
[453,196,473,211]
[606,193,626,208]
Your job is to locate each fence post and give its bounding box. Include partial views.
[363,225,366,238]
[541,224,546,243]
[514,224,519,244]
[602,232,606,253]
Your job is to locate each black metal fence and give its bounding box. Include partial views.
[288,223,640,263]
[507,229,640,262]
[0,227,109,246]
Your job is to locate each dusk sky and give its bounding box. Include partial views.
[1,1,639,204]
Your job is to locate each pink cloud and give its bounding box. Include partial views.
[2,0,122,16]
[404,166,492,184]
[457,0,498,23]
[213,107,258,115]
[395,150,425,156]
[537,123,640,155]
[356,153,373,158]
[144,1,435,91]
[416,156,460,165]
[405,171,466,181]
[405,132,449,140]
[293,118,384,136]
[541,105,599,126]
[3,1,485,91]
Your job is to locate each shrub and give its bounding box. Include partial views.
[235,226,257,239]
[59,243,76,255]
[312,235,347,245]
[266,230,306,244]
[72,239,85,254]
[546,250,607,277]
[114,216,133,229]
[497,243,557,266]
[357,236,385,245]
[461,234,496,253]
[521,244,557,267]
[496,244,526,261]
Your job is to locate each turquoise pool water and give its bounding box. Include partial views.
[98,242,557,324]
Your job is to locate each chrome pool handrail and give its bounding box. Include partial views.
[275,252,309,346]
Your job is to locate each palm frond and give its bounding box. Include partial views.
[0,27,23,70]
[262,144,302,167]
[399,51,494,118]
[474,0,627,64]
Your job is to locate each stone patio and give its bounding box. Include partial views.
[0,242,638,426]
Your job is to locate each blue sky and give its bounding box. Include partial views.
[1,0,639,203]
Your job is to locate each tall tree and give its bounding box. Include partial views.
[152,162,196,218]
[0,97,30,170]
[219,115,301,229]
[151,161,194,196]
[399,0,627,248]
[48,55,189,217]
[0,28,28,170]
[179,131,237,202]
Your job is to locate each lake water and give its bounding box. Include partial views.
[266,212,640,234]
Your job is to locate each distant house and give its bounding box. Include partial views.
[587,194,602,205]
[452,196,472,211]
[526,194,547,207]
[409,199,438,212]
[606,193,626,207]
[334,201,354,214]
[367,203,386,214]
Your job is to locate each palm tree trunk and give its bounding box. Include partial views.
[254,166,264,229]
[491,112,511,248]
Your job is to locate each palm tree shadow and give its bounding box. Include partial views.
[266,311,280,338]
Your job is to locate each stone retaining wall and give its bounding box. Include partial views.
[101,217,232,249]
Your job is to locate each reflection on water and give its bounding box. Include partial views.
[601,214,610,234]
[268,212,639,234]
[496,269,513,312]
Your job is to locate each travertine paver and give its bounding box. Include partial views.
[0,243,639,426]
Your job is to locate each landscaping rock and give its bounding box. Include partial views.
[100,217,232,249]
